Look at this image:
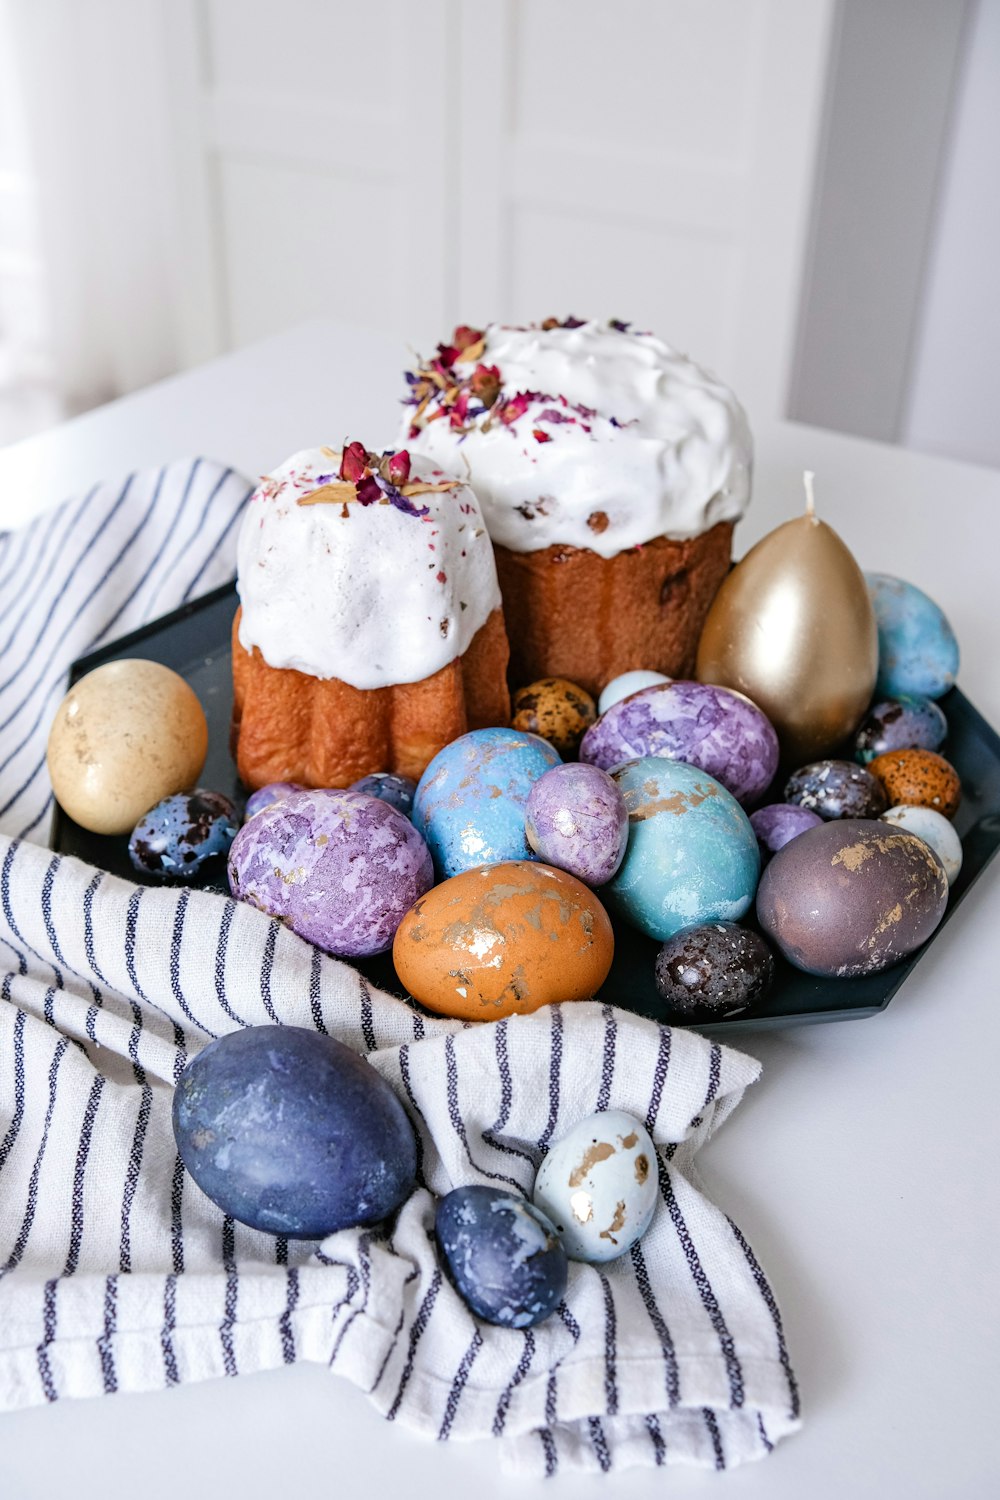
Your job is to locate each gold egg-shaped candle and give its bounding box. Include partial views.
[696,474,877,764]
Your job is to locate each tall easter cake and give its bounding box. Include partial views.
[231,444,510,789]
[401,318,752,696]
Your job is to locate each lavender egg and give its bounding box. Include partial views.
[750,803,823,859]
[854,695,948,763]
[524,764,628,886]
[228,789,433,957]
[244,781,304,819]
[785,760,888,820]
[348,772,417,817]
[580,681,779,806]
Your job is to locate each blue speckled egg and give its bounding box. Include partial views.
[435,1185,567,1328]
[413,727,561,879]
[866,572,960,700]
[348,772,417,817]
[525,763,628,886]
[129,789,239,881]
[172,1025,417,1239]
[605,758,761,941]
[854,695,947,763]
[244,781,304,820]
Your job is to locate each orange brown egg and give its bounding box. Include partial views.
[392,860,613,1020]
[868,748,961,820]
[511,678,597,757]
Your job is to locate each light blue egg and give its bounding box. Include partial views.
[413,727,561,878]
[597,670,671,716]
[605,757,760,941]
[866,572,959,700]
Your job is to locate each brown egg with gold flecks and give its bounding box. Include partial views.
[393,861,613,1020]
[868,748,961,820]
[511,678,597,758]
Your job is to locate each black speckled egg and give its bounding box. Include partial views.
[756,818,948,977]
[512,678,597,757]
[854,695,947,763]
[784,760,887,820]
[654,922,775,1021]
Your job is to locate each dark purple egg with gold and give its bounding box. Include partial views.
[784,760,887,820]
[757,818,948,978]
[654,922,774,1021]
[854,695,947,763]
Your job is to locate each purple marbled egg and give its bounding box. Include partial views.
[228,789,433,957]
[579,680,779,806]
[524,763,628,886]
[750,803,823,859]
[244,781,304,820]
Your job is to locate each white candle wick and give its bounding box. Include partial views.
[803,470,817,519]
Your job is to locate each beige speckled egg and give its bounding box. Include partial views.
[47,660,208,835]
[868,748,961,820]
[392,860,613,1020]
[511,678,597,757]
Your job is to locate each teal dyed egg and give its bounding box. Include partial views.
[866,573,959,700]
[412,727,561,878]
[605,758,760,941]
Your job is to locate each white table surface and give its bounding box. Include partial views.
[1,321,998,1500]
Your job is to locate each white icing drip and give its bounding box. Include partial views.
[402,320,753,558]
[236,448,501,689]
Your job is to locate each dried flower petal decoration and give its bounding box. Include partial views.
[609,318,631,333]
[532,429,552,443]
[470,363,501,408]
[500,391,535,426]
[453,325,484,350]
[387,449,411,486]
[340,441,370,483]
[355,475,383,506]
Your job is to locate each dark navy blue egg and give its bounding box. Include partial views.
[348,772,417,817]
[854,695,947,763]
[129,789,239,881]
[435,1185,567,1328]
[172,1026,417,1239]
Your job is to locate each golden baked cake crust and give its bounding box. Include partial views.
[231,605,510,790]
[494,520,733,699]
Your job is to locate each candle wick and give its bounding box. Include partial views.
[803,470,817,519]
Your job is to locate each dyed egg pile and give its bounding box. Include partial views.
[228,788,433,957]
[524,763,628,885]
[413,727,561,878]
[393,861,614,1020]
[580,680,779,806]
[129,789,239,881]
[511,677,597,757]
[532,1110,657,1262]
[172,1025,417,1238]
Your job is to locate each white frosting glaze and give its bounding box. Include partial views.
[236,447,502,689]
[401,320,752,558]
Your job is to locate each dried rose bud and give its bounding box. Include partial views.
[436,343,459,369]
[470,363,501,407]
[453,325,484,350]
[541,317,559,331]
[340,441,369,483]
[387,449,411,485]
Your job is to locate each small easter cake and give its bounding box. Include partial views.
[401,318,752,696]
[231,443,511,789]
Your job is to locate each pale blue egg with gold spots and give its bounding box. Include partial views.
[606,757,760,941]
[412,727,561,879]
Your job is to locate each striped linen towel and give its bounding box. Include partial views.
[0,462,801,1475]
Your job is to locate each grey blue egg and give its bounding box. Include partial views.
[435,1185,568,1328]
[653,922,775,1021]
[605,757,761,941]
[854,695,947,763]
[757,818,948,977]
[244,781,304,819]
[882,803,963,885]
[532,1110,657,1263]
[750,803,823,859]
[784,760,887,819]
[348,772,417,817]
[580,680,779,806]
[597,670,671,716]
[129,789,239,881]
[866,572,959,700]
[227,789,433,956]
[413,727,561,879]
[524,763,628,886]
[172,1025,418,1238]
